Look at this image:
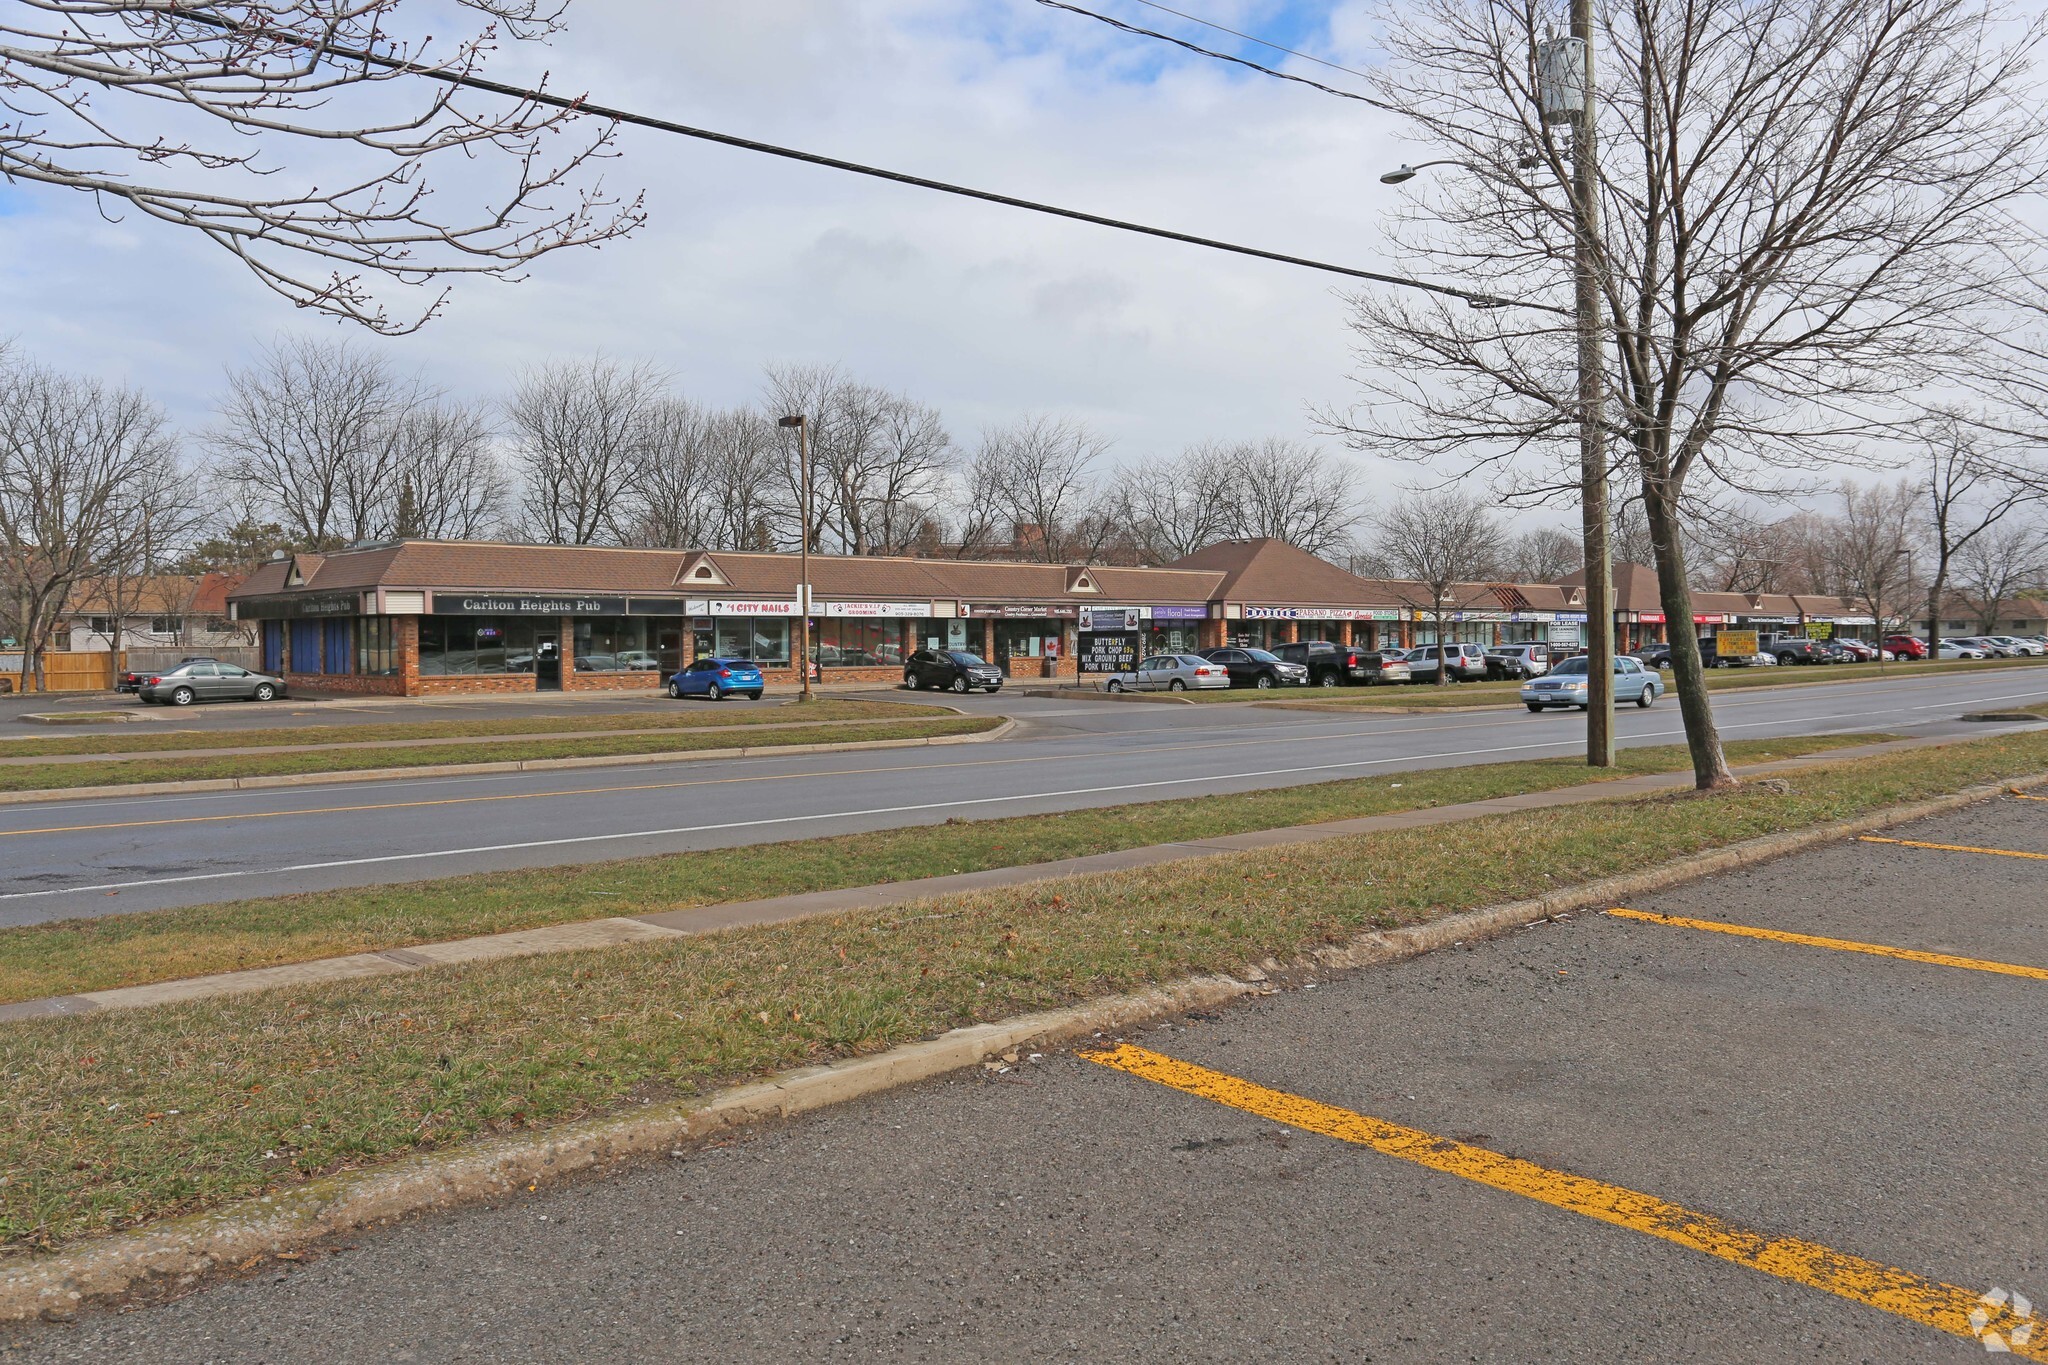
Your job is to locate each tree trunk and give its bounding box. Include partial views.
[1923,555,1950,662]
[1434,613,1449,685]
[1641,484,1736,789]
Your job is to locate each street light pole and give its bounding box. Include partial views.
[778,413,814,703]
[1573,0,1615,768]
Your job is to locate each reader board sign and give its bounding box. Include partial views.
[1079,631,1139,673]
[1716,629,1760,658]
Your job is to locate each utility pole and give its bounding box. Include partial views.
[1543,5,1614,766]
[778,413,814,702]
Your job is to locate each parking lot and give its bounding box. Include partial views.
[18,792,2044,1361]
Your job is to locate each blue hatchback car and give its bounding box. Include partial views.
[667,656,765,701]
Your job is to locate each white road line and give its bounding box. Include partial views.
[0,734,1619,902]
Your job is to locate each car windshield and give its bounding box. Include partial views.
[1245,649,1282,663]
[947,652,987,666]
[1550,658,1590,676]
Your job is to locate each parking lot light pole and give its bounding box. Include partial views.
[778,413,814,703]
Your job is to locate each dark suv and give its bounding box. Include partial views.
[1271,640,1407,687]
[904,649,1003,693]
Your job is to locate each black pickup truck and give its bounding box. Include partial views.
[1759,634,1836,665]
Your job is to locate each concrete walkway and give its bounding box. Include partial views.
[0,733,1978,1025]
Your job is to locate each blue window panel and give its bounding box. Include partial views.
[261,621,283,675]
[289,620,322,674]
[322,619,353,675]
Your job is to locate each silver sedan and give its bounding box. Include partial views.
[1103,653,1232,693]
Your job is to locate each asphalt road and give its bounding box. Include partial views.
[3,669,2046,925]
[15,796,2043,1362]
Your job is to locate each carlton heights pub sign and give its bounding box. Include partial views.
[432,594,687,616]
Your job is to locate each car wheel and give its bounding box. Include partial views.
[1169,679,1187,692]
[1526,702,1545,712]
[253,683,277,701]
[748,691,763,700]
[1106,679,1125,693]
[170,686,195,707]
[951,675,970,693]
[1254,674,1274,689]
[1318,673,1338,688]
[708,683,724,701]
[985,686,1001,693]
[905,673,920,690]
[1635,686,1654,708]
[667,681,682,698]
[1577,703,1590,711]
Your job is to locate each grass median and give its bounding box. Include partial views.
[0,733,1886,1006]
[2,727,2043,1254]
[0,698,945,759]
[0,714,994,794]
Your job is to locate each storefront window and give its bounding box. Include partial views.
[714,617,790,664]
[815,619,906,667]
[995,622,1063,668]
[353,617,398,676]
[419,616,538,674]
[1142,623,1199,654]
[573,617,682,675]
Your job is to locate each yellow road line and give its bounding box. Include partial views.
[1607,907,2048,981]
[2009,789,2048,803]
[1857,835,2048,862]
[1084,1044,2043,1360]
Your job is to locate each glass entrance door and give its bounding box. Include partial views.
[534,634,561,690]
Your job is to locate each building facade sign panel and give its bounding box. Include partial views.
[1244,605,1393,621]
[1086,607,1140,632]
[968,603,1079,619]
[437,593,627,616]
[240,593,363,618]
[1144,605,1209,621]
[687,598,802,617]
[823,601,930,618]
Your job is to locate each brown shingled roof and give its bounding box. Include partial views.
[1166,539,1388,607]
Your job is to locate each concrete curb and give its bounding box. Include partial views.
[0,719,1011,808]
[2,763,2041,1320]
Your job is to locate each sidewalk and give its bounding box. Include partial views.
[0,732,1973,1024]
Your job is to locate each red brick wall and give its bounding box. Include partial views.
[284,672,409,696]
[417,674,538,694]
[565,671,663,693]
[1198,619,1225,649]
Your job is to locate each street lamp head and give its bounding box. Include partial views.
[1378,164,1419,185]
[777,414,804,429]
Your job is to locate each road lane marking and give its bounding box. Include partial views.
[0,722,1620,840]
[0,737,1640,902]
[1857,835,2048,862]
[1607,907,2048,980]
[2009,790,2048,802]
[1083,1044,2045,1360]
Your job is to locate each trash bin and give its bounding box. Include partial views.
[1040,657,1058,679]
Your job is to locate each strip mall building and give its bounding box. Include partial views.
[227,537,1869,697]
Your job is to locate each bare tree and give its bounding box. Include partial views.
[1608,499,1657,571]
[862,396,955,556]
[388,400,506,540]
[207,337,418,548]
[1,1,643,332]
[1834,480,1921,645]
[965,415,1114,562]
[1122,443,1237,561]
[1224,440,1364,555]
[1368,489,1510,685]
[1915,414,2043,655]
[0,354,189,690]
[702,409,783,551]
[505,356,663,545]
[1327,0,2048,788]
[761,366,956,556]
[621,398,717,549]
[1500,524,1582,582]
[1955,518,2048,634]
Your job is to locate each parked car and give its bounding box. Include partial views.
[1937,640,1989,660]
[1830,638,1879,662]
[1103,653,1230,693]
[137,660,286,706]
[1809,638,1855,664]
[1884,634,1930,660]
[1957,635,2018,657]
[1521,655,1663,711]
[667,656,764,700]
[1633,642,1673,669]
[1402,643,1491,683]
[1986,635,2046,657]
[1485,643,1552,680]
[903,648,1003,693]
[1271,640,1410,686]
[1759,634,1836,666]
[1195,646,1309,689]
[120,655,221,693]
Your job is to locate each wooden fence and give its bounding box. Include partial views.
[0,651,120,694]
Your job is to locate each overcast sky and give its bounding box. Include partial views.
[1,1,1474,491]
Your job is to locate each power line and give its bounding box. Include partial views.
[1033,0,1388,109]
[1119,0,1377,83]
[175,11,1556,315]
